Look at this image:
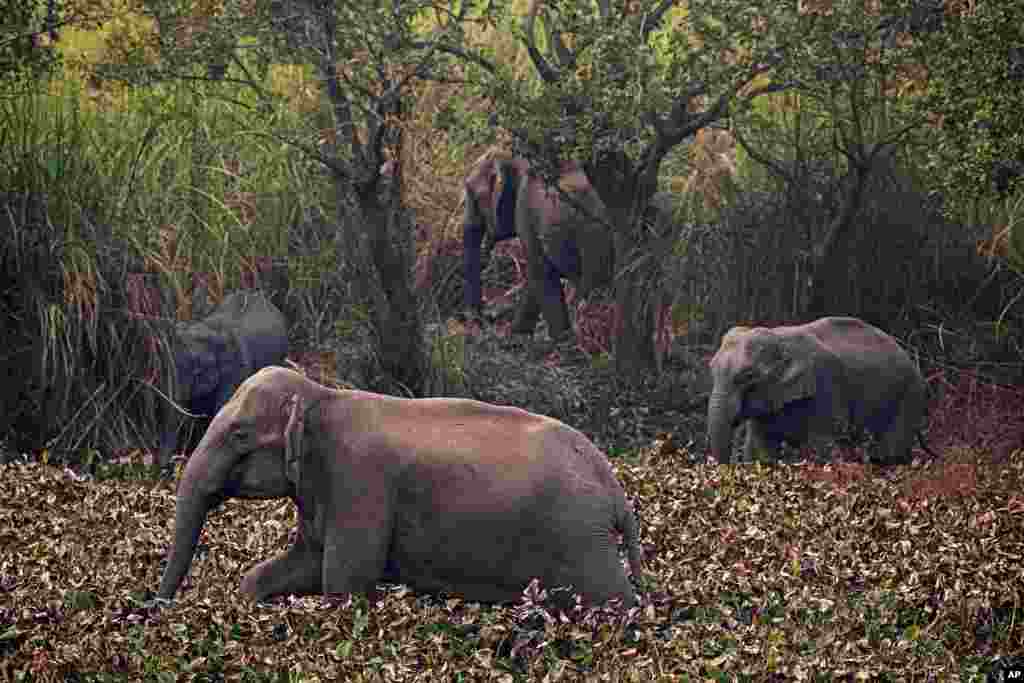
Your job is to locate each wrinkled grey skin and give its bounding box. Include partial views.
[707,317,927,465]
[159,291,287,468]
[157,367,643,606]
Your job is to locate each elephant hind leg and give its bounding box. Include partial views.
[511,285,543,335]
[240,538,322,601]
[872,389,922,466]
[873,430,911,465]
[743,420,776,463]
[538,258,571,340]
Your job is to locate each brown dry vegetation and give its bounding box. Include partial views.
[2,444,1021,680]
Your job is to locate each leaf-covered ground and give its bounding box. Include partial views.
[2,444,1023,681]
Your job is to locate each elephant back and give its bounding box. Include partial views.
[217,291,288,370]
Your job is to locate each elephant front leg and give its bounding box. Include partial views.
[511,283,543,335]
[743,419,778,462]
[537,257,571,341]
[240,536,323,601]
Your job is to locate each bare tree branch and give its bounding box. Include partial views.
[523,1,561,83]
[732,125,795,185]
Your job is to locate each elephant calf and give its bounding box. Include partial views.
[707,316,927,464]
[157,367,643,607]
[159,290,287,468]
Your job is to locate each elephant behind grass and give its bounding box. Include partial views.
[157,290,288,469]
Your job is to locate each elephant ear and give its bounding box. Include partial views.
[765,338,818,411]
[284,394,325,544]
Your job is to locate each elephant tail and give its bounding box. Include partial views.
[616,495,644,584]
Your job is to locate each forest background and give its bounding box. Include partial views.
[2,0,1024,679]
[2,0,1023,458]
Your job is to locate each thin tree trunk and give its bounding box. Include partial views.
[806,163,870,319]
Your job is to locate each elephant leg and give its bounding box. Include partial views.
[494,167,518,242]
[240,536,323,601]
[743,419,775,462]
[872,389,921,465]
[554,237,581,281]
[538,257,572,341]
[322,519,391,598]
[511,281,543,334]
[463,221,486,312]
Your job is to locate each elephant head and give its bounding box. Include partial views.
[157,323,233,467]
[157,291,288,470]
[461,150,528,313]
[157,367,325,600]
[707,326,819,463]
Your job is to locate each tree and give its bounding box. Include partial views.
[467,0,794,377]
[1,0,62,91]
[111,0,486,395]
[916,1,1024,211]
[732,0,940,318]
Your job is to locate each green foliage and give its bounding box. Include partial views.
[468,0,789,176]
[918,1,1024,210]
[0,0,61,90]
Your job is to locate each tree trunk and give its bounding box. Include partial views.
[603,181,661,380]
[351,179,428,396]
[613,266,658,379]
[806,162,871,319]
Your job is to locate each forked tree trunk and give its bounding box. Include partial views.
[596,168,662,380]
[350,178,428,396]
[805,158,872,319]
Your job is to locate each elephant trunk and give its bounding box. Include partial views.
[156,481,213,599]
[156,431,234,600]
[707,388,740,464]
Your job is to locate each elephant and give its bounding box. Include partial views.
[707,317,927,465]
[463,149,671,341]
[158,290,288,469]
[156,366,643,606]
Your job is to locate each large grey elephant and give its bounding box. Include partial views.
[157,366,643,606]
[707,317,927,465]
[159,290,288,468]
[462,149,670,341]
